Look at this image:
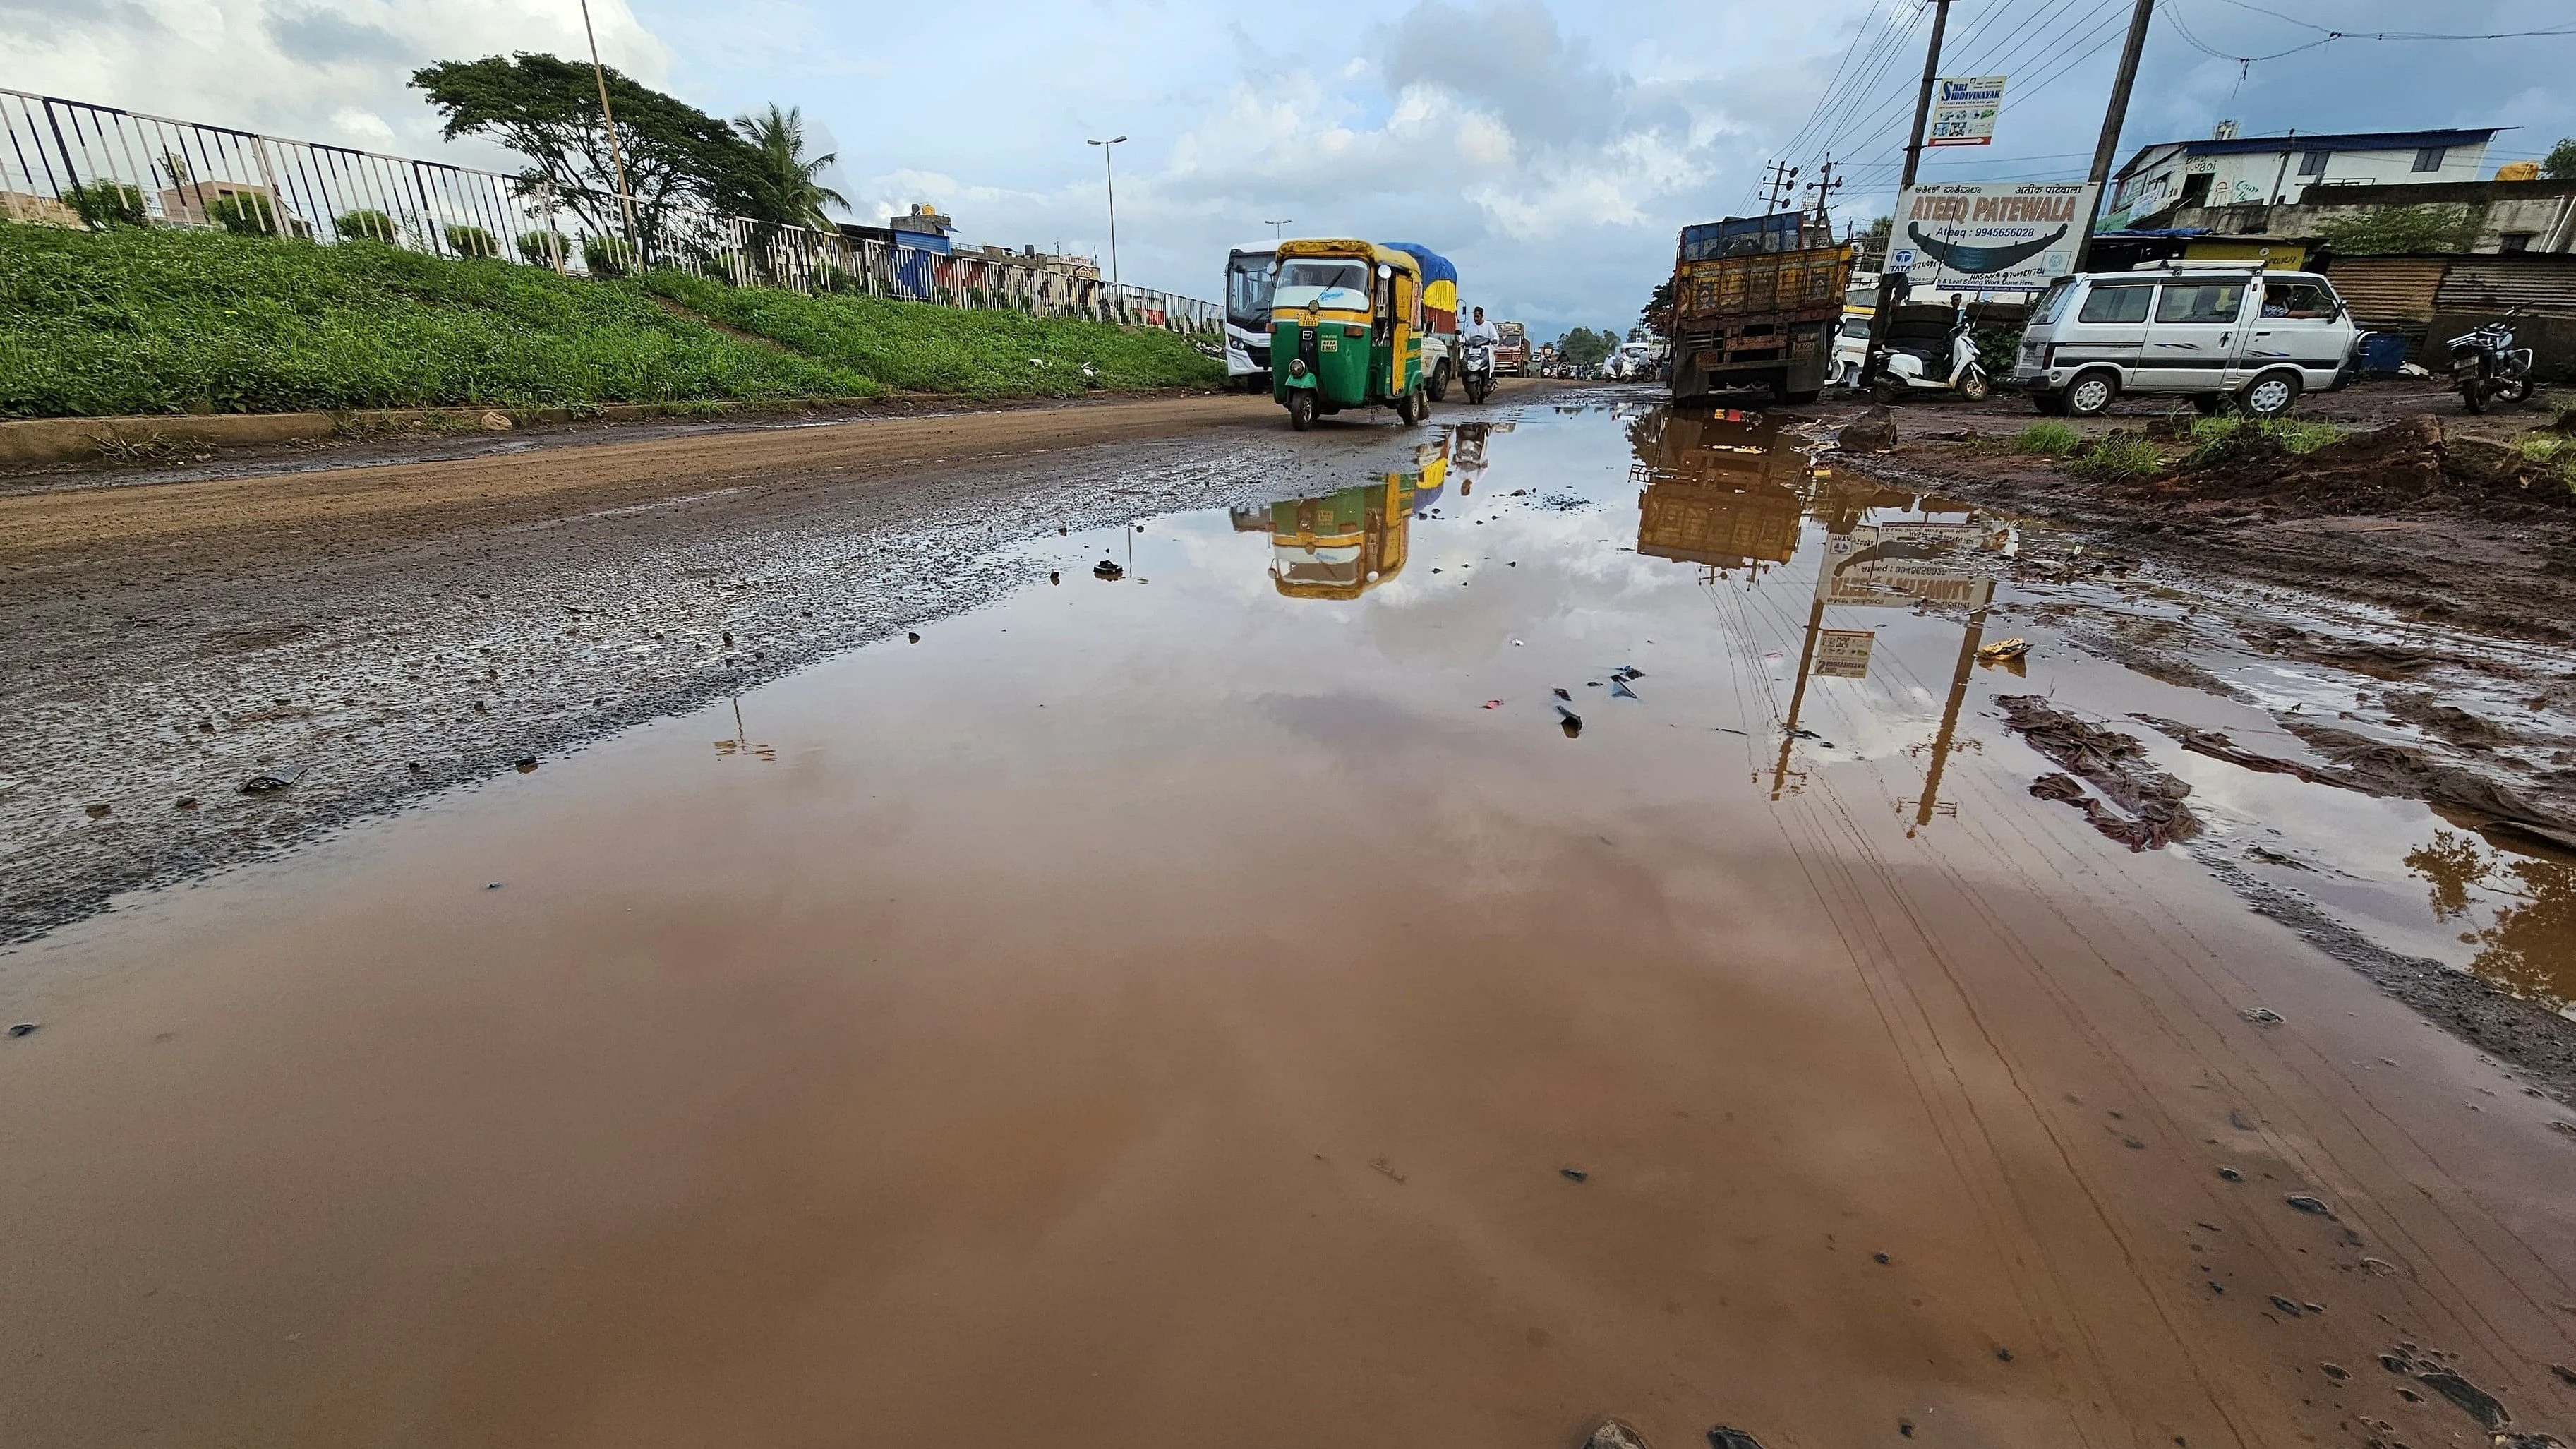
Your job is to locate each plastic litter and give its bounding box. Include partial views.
[1481,699,1505,710]
[1557,704,1584,738]
[1609,678,1639,700]
[239,765,305,793]
[1976,637,2031,663]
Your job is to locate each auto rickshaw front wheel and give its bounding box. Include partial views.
[1399,385,1426,425]
[1287,390,1317,431]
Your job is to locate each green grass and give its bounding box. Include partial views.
[2184,413,2345,465]
[2517,431,2576,491]
[0,223,872,417]
[2011,421,2083,457]
[2069,431,2167,481]
[642,270,1222,398]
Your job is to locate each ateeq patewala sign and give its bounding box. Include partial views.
[1926,75,2006,147]
[1886,182,2099,293]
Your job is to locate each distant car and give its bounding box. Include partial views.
[2007,263,2357,419]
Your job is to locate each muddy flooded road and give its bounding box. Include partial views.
[6,399,2576,1448]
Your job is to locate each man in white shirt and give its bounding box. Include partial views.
[1461,307,1501,346]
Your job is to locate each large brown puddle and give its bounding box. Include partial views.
[6,403,2575,1448]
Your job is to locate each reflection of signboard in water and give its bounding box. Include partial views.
[1816,523,1997,609]
[1814,629,1876,678]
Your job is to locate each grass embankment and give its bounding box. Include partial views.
[1,224,1221,419]
[0,224,869,417]
[642,271,1221,398]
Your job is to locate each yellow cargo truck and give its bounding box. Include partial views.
[1667,212,1855,407]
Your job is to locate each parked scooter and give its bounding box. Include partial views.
[1460,333,1495,404]
[1870,295,1990,404]
[2449,306,2535,415]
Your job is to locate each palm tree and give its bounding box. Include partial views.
[733,104,848,232]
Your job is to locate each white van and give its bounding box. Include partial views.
[1831,313,1872,387]
[2008,263,2357,419]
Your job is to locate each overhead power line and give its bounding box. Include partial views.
[2202,0,2576,42]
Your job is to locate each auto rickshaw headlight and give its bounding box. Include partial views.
[1288,359,1308,378]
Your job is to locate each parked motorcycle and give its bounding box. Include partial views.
[1461,334,1495,404]
[1870,299,1989,404]
[2449,306,2534,415]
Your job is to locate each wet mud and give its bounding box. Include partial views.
[6,392,2576,1448]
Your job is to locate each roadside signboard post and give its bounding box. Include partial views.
[1926,76,2006,147]
[1886,181,2099,294]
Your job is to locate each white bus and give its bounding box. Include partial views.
[1223,244,1277,390]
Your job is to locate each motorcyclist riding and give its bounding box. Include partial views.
[1459,307,1500,404]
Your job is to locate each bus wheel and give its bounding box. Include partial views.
[1288,390,1317,431]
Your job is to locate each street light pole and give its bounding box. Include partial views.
[578,0,637,250]
[1263,217,1293,239]
[1087,135,1126,303]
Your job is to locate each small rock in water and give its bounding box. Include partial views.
[2217,1166,2244,1182]
[512,757,538,772]
[174,797,198,810]
[2321,1362,2350,1382]
[2284,1194,2332,1217]
[1994,1347,2015,1363]
[2240,1006,2284,1026]
[1872,1251,1891,1265]
[1707,1429,1770,1449]
[1583,1421,1655,1449]
[486,882,503,891]
[1093,560,1124,580]
[7,1023,37,1038]
[2268,1295,2304,1316]
[240,765,306,793]
[907,632,920,643]
[1559,1167,1588,1182]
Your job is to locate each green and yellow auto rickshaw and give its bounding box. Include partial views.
[1254,438,1448,598]
[1269,239,1429,431]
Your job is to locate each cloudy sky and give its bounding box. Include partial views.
[10,0,2575,337]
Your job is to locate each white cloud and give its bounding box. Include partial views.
[0,0,669,160]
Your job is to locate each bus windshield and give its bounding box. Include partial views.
[1226,252,1275,329]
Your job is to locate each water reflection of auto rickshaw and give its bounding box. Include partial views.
[1630,408,1811,574]
[1245,439,1449,599]
[1270,239,1430,431]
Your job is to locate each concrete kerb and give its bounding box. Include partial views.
[0,399,810,467]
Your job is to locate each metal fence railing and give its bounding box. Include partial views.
[0,88,1220,332]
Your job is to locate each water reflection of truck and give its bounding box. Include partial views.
[1666,212,1855,407]
[1234,439,1450,600]
[1630,409,1809,571]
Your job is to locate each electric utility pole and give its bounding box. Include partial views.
[1759,160,1800,213]
[2075,0,2159,267]
[1863,0,1951,393]
[1088,135,1126,297]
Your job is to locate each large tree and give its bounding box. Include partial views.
[411,53,757,258]
[733,104,848,232]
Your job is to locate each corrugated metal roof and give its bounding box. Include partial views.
[2436,255,2576,317]
[2325,257,2448,325]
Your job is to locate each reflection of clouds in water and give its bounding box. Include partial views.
[2405,831,2576,1013]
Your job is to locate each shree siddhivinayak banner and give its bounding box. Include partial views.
[1886,182,2100,293]
[1926,75,2007,147]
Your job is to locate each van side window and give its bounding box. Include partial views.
[2261,282,2334,318]
[2155,283,2244,325]
[2076,284,2153,324]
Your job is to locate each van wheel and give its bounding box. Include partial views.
[2237,371,2301,419]
[2064,370,2119,417]
[1288,390,1317,431]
